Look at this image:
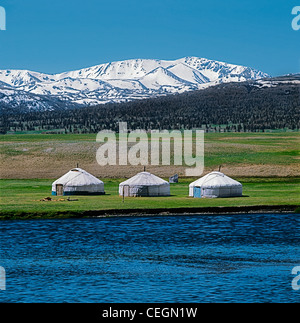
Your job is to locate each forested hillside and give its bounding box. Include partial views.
[1,75,299,134]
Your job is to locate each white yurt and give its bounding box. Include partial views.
[52,168,105,196]
[189,171,242,198]
[119,172,170,197]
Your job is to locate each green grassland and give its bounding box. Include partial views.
[0,177,299,219]
[0,131,299,219]
[1,131,300,179]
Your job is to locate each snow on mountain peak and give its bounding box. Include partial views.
[0,57,269,112]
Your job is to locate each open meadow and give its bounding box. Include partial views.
[0,177,299,219]
[1,131,299,179]
[0,131,299,218]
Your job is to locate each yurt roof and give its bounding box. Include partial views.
[189,171,242,188]
[52,168,103,187]
[119,172,168,186]
[189,172,215,187]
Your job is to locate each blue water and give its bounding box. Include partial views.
[0,213,299,303]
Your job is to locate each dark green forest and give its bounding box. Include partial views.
[1,76,299,134]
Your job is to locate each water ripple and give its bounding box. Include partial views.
[0,213,299,302]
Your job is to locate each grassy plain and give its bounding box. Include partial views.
[0,177,299,219]
[0,131,299,179]
[0,131,299,218]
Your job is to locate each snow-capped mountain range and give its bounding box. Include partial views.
[0,57,269,113]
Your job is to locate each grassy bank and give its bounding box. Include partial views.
[1,177,299,219]
[1,131,299,219]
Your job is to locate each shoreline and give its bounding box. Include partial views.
[1,205,299,220]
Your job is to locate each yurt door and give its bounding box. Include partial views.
[193,186,201,198]
[56,184,64,196]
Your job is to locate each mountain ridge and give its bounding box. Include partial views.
[0,57,269,113]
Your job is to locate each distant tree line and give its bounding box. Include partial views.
[0,80,299,134]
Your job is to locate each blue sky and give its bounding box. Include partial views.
[0,0,299,76]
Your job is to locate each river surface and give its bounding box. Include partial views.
[0,213,299,303]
